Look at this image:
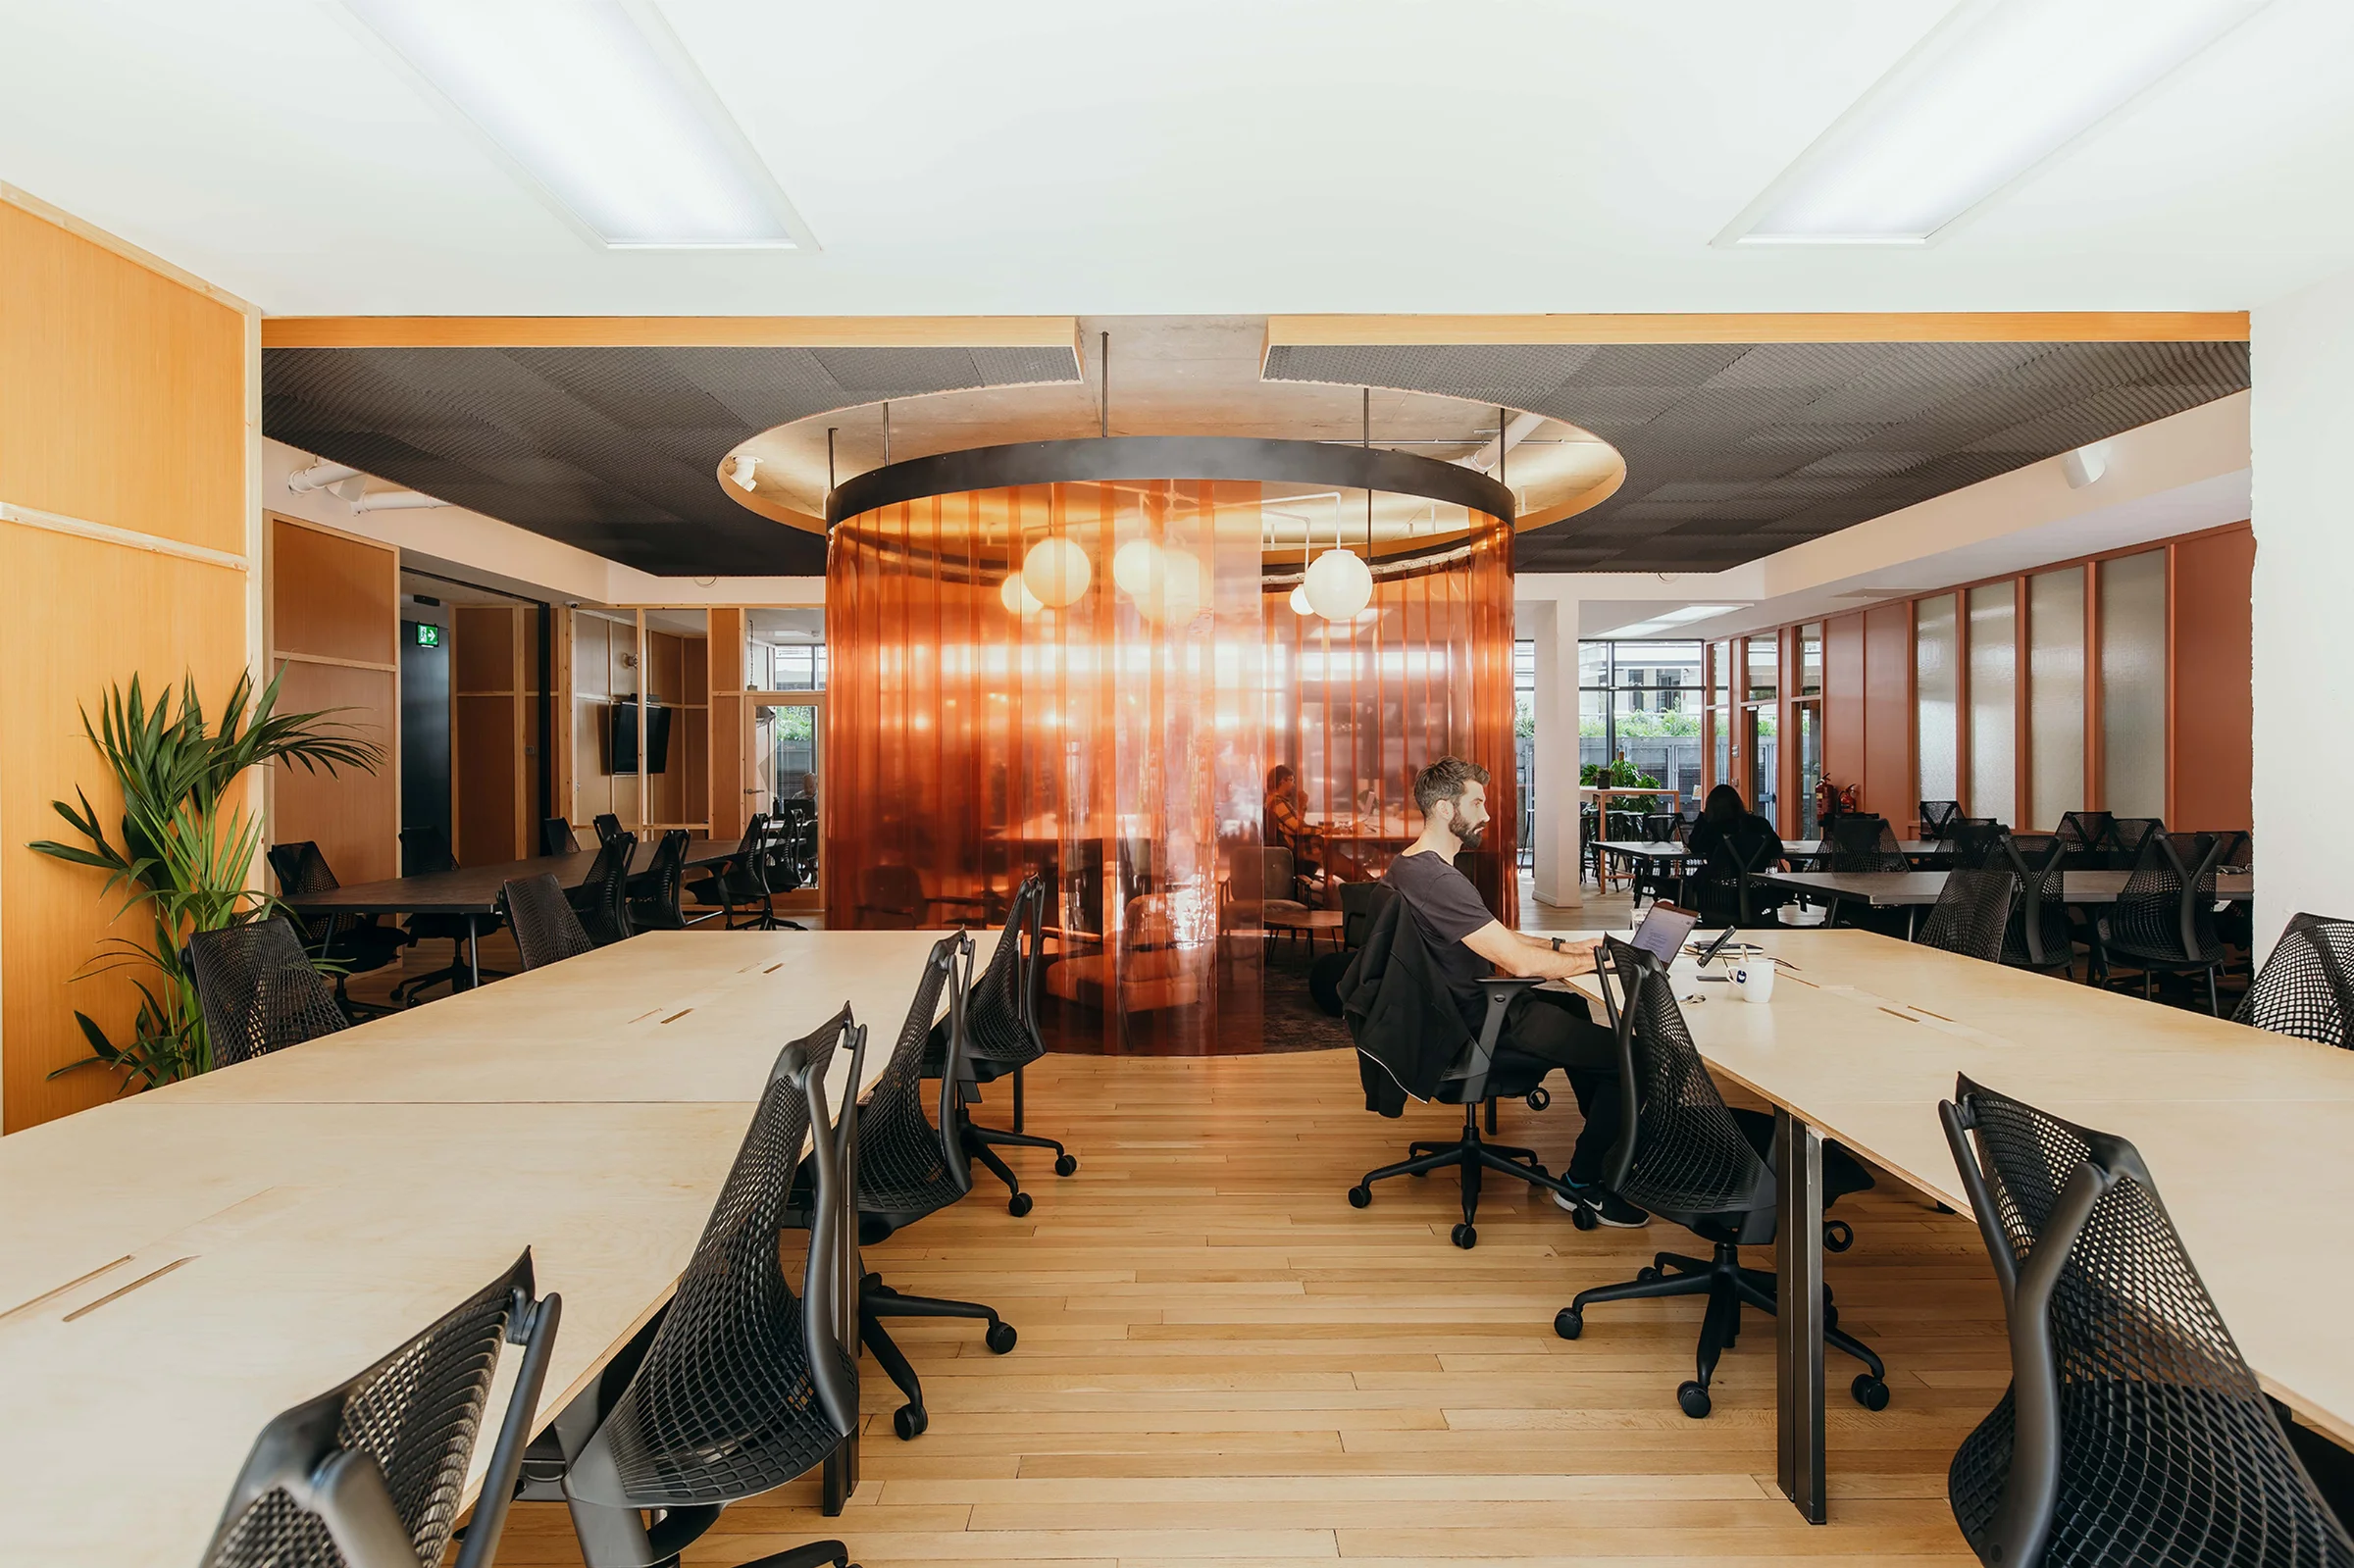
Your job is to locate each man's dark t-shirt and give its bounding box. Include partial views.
[1381,849,1498,1033]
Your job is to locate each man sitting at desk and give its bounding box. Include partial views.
[1380,757,1649,1227]
[1263,764,1328,886]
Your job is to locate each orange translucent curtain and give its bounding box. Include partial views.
[827,481,1515,1053]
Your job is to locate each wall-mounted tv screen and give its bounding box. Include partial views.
[607,698,673,775]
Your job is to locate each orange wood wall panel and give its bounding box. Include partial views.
[0,533,246,1129]
[708,608,745,841]
[1,203,251,1130]
[1862,603,1913,823]
[269,659,398,885]
[455,695,522,864]
[453,605,525,863]
[270,518,396,667]
[0,203,245,553]
[2171,526,2254,832]
[1823,613,1867,801]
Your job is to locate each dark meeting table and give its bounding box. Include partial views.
[281,837,736,986]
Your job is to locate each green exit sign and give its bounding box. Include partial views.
[413,623,441,648]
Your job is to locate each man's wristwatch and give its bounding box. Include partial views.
[1550,936,1564,952]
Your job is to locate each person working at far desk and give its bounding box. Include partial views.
[1682,783,1788,926]
[1381,757,1649,1227]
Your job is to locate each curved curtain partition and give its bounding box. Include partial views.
[828,475,1515,1054]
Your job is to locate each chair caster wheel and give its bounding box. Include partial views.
[986,1321,1018,1354]
[1006,1191,1034,1217]
[1676,1381,1713,1419]
[1852,1374,1890,1411]
[1569,1202,1599,1232]
[1347,1185,1371,1209]
[1636,1266,1661,1285]
[1554,1308,1583,1340]
[1451,1223,1476,1249]
[894,1404,928,1440]
[1525,1087,1550,1112]
[1824,1219,1855,1253]
[1053,1153,1078,1177]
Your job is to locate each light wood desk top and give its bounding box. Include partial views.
[1565,930,2354,1446]
[0,928,975,1567]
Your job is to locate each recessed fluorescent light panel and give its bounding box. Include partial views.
[1604,605,1743,639]
[1718,0,2273,246]
[339,0,813,249]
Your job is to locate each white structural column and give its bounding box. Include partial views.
[2250,266,2354,959]
[1520,587,1583,907]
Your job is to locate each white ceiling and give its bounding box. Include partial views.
[5,0,2353,315]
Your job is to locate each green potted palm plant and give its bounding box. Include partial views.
[28,670,384,1090]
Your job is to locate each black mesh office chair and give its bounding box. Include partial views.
[1918,868,2018,963]
[2235,912,2354,1048]
[806,934,1017,1441]
[1345,896,1601,1248]
[391,825,506,1002]
[625,828,691,932]
[1825,814,1910,872]
[2107,815,2166,872]
[1996,835,2074,974]
[1556,939,1887,1417]
[591,813,624,847]
[540,817,581,857]
[267,841,408,1018]
[1919,800,1963,841]
[1939,1077,2354,1568]
[688,814,791,930]
[923,877,1077,1215]
[2054,811,2115,867]
[201,1252,559,1568]
[569,832,636,946]
[1685,832,1784,930]
[1945,819,2005,868]
[2096,830,2230,1013]
[500,875,594,971]
[553,1021,860,1568]
[189,918,349,1068]
[1339,880,1397,950]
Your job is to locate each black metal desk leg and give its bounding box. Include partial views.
[1776,1107,1826,1524]
[466,914,482,988]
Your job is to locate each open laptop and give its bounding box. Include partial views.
[1595,902,1697,1033]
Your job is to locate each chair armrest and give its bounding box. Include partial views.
[1459,975,1549,1101]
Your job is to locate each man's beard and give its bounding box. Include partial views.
[1452,819,1487,850]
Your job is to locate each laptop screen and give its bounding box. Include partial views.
[1630,902,1698,964]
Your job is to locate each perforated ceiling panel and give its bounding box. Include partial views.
[263,344,1082,577]
[1263,340,2249,572]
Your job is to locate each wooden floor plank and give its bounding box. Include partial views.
[495,1044,1993,1567]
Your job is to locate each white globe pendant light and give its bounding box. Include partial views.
[1289,583,1313,616]
[999,572,1044,616]
[1111,537,1162,598]
[1022,535,1092,608]
[1303,546,1373,621]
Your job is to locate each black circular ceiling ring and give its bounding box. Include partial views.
[824,434,1515,529]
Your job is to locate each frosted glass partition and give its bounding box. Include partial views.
[2027,567,2086,828]
[2100,550,2169,819]
[1968,582,2017,824]
[1917,594,1959,805]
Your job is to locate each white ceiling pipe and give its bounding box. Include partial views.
[287,460,362,493]
[1461,409,1546,473]
[351,489,451,512]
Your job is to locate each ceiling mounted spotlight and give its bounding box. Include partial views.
[2060,442,2110,489]
[728,453,759,492]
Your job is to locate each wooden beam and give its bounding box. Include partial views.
[1266,311,2250,346]
[262,315,1085,350]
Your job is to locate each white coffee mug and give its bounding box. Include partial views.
[1729,956,1777,1003]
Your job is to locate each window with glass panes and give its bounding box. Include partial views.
[1578,640,1703,809]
